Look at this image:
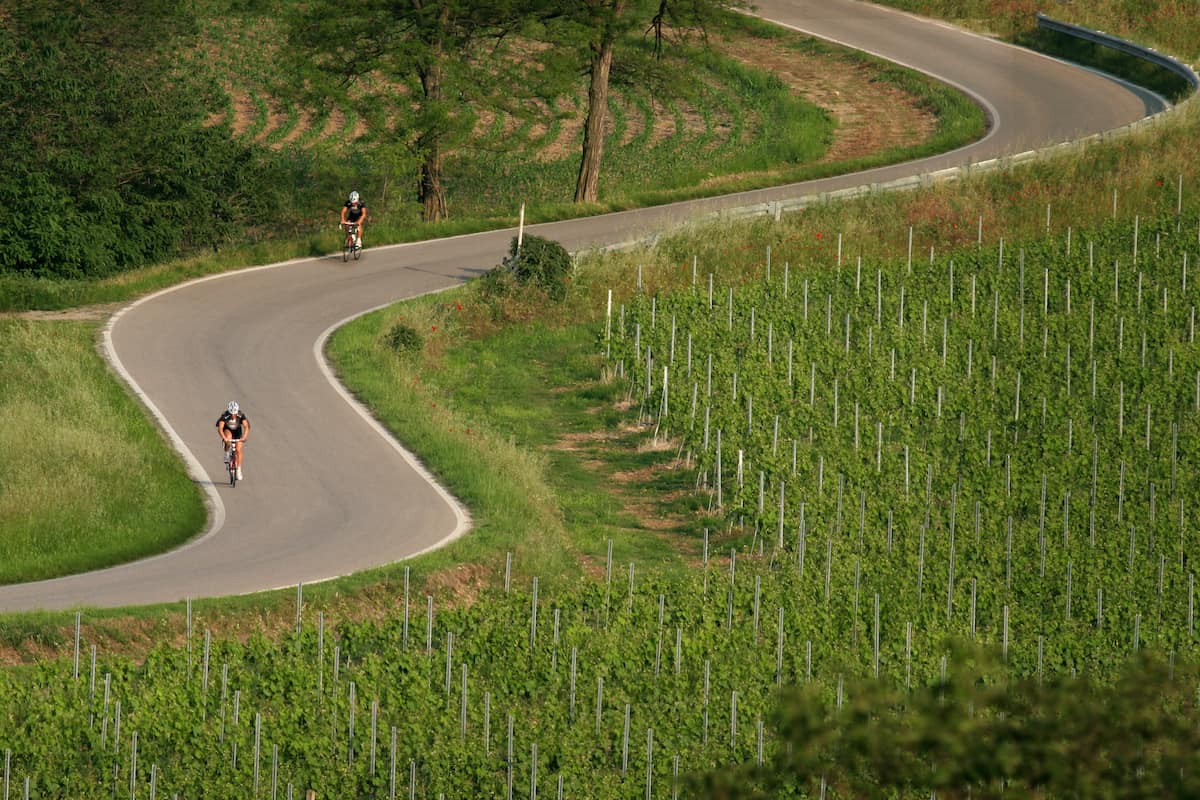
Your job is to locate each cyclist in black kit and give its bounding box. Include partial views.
[216,401,250,480]
[340,190,367,249]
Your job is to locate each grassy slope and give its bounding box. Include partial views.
[0,321,205,584]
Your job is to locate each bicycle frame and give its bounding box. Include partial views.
[342,222,361,261]
[223,436,241,486]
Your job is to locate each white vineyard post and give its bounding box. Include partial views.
[605,290,612,357]
[907,226,913,274]
[873,594,881,678]
[73,612,80,680]
[905,622,912,688]
[621,704,631,776]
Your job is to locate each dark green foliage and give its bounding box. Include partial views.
[384,321,423,355]
[0,0,275,278]
[697,648,1200,798]
[504,234,573,299]
[475,264,512,295]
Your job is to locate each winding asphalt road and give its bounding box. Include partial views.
[0,0,1166,611]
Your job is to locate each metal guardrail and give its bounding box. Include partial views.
[592,15,1198,254]
[1036,14,1200,90]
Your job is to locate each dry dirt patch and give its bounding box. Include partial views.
[2,302,123,321]
[425,563,493,610]
[551,421,699,539]
[718,35,939,163]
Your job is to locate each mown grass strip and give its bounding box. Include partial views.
[0,321,205,584]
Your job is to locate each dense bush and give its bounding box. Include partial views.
[504,234,574,299]
[0,0,276,279]
[384,321,423,355]
[698,648,1200,798]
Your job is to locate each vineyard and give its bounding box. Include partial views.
[608,202,1200,685]
[4,204,1200,797]
[0,553,1041,800]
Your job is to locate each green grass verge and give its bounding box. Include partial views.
[322,290,691,589]
[0,321,205,584]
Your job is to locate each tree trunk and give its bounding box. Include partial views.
[417,10,450,222]
[419,137,448,222]
[574,5,624,204]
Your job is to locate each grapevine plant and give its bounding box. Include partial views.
[608,208,1200,687]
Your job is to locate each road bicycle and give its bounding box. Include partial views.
[223,440,242,487]
[342,222,362,261]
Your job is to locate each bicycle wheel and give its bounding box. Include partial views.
[228,453,237,487]
[342,240,351,262]
[353,244,362,261]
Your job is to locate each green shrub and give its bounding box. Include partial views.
[504,234,573,299]
[476,264,516,299]
[384,321,422,355]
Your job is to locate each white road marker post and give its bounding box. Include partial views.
[517,202,525,255]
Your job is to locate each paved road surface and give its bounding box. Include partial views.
[0,0,1164,611]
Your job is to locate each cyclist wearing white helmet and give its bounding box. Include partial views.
[216,400,250,480]
[340,190,367,249]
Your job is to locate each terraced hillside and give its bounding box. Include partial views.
[182,2,978,223]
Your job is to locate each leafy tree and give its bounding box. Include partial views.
[288,0,560,223]
[549,0,747,204]
[0,0,272,278]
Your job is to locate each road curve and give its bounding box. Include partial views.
[0,0,1165,611]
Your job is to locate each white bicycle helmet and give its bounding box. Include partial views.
[348,190,360,203]
[227,401,240,415]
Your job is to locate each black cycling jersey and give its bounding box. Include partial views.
[344,201,366,223]
[217,411,249,440]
